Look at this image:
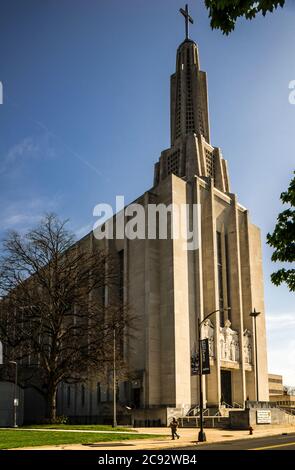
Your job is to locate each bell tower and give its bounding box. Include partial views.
[154,5,230,193]
[171,40,210,144]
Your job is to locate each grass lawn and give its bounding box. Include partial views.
[0,429,163,449]
[23,424,136,432]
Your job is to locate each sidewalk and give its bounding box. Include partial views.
[13,424,295,450]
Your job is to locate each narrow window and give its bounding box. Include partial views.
[216,232,224,327]
[97,382,101,405]
[118,250,124,303]
[225,234,231,322]
[67,386,71,408]
[81,384,85,407]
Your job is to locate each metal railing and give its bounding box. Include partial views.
[179,415,229,429]
[186,406,200,416]
[221,401,243,409]
[221,401,233,408]
[278,407,295,416]
[233,402,243,409]
[184,407,208,418]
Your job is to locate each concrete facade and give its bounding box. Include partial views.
[229,401,295,429]
[268,373,284,396]
[57,36,269,424]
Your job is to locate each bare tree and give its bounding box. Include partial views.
[0,214,129,422]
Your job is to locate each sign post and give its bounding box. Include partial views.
[191,339,210,376]
[200,339,210,375]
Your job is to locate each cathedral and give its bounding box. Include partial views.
[57,6,269,425]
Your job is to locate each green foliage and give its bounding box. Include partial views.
[267,173,295,292]
[23,424,134,432]
[0,429,157,449]
[53,415,69,425]
[204,1,285,34]
[41,415,69,425]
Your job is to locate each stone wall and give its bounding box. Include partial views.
[229,406,295,429]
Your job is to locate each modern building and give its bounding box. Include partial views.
[268,374,284,397]
[269,393,295,410]
[268,375,295,413]
[0,6,270,426]
[56,6,269,424]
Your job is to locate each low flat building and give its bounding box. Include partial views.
[268,374,284,397]
[269,375,295,413]
[273,395,295,408]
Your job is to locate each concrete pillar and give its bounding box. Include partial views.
[227,196,246,405]
[201,179,220,407]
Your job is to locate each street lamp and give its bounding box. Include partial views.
[197,307,231,443]
[9,360,18,428]
[250,308,261,402]
[112,327,117,428]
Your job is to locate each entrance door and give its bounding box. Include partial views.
[221,370,232,406]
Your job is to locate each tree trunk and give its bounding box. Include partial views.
[46,383,58,423]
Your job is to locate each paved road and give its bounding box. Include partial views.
[175,432,295,450]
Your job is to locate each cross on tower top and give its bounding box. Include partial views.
[179,4,194,40]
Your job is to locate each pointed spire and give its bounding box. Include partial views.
[153,6,230,194]
[171,39,210,145]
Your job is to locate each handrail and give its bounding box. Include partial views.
[221,401,233,408]
[184,408,208,418]
[233,402,243,409]
[278,407,295,416]
[186,406,200,416]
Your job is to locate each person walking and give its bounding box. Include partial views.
[169,417,180,440]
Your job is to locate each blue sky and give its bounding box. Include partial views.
[0,1,294,384]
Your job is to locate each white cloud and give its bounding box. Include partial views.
[0,197,61,234]
[6,137,39,159]
[74,223,92,239]
[0,133,56,176]
[266,311,295,386]
[3,213,41,228]
[0,137,38,175]
[267,312,295,331]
